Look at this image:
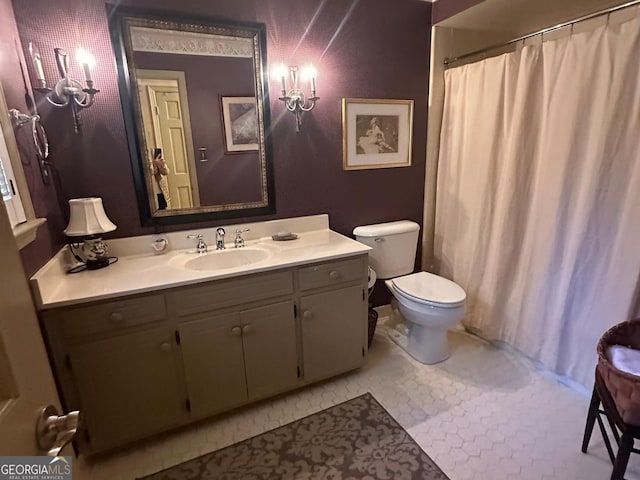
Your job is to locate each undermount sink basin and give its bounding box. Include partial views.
[180,247,271,271]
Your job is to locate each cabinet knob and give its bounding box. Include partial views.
[242,324,253,334]
[231,326,242,336]
[302,310,313,320]
[159,342,172,352]
[109,312,124,323]
[329,270,340,280]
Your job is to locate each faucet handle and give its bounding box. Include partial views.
[216,227,226,237]
[187,233,207,253]
[234,228,250,248]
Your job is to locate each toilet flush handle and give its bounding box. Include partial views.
[374,237,384,242]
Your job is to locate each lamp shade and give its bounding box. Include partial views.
[64,197,116,237]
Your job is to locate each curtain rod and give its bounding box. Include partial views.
[443,0,640,67]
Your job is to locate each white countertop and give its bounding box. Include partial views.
[31,215,371,310]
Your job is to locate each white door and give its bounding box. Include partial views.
[0,202,63,455]
[137,72,201,209]
[154,88,194,209]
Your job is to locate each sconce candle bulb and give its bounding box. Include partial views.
[274,63,319,133]
[76,48,95,85]
[302,64,317,93]
[273,63,288,95]
[28,45,100,133]
[29,43,46,86]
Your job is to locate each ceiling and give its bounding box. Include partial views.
[436,0,627,34]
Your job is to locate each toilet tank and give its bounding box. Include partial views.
[353,220,420,279]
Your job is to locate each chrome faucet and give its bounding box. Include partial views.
[187,234,207,254]
[234,228,250,248]
[215,227,226,250]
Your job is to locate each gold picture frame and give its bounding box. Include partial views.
[342,98,414,170]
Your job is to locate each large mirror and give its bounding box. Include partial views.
[108,6,274,225]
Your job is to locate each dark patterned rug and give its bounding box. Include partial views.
[140,393,449,480]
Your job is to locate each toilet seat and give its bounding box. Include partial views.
[391,272,466,309]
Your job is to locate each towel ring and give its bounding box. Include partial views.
[32,115,49,160]
[9,109,49,160]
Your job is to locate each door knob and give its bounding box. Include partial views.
[242,324,253,334]
[36,405,80,456]
[329,270,340,280]
[159,342,172,352]
[109,312,124,322]
[302,310,313,320]
[231,326,242,336]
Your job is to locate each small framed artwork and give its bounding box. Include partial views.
[220,96,259,153]
[342,98,414,170]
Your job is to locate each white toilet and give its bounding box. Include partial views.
[354,220,466,364]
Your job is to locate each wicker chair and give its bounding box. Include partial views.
[582,319,640,480]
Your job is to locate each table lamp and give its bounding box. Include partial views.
[64,197,117,272]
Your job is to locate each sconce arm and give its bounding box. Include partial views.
[73,90,99,109]
[46,94,70,108]
[299,97,319,112]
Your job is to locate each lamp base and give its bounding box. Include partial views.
[66,256,118,274]
[86,257,111,270]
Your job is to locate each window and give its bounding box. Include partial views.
[0,134,26,228]
[0,82,45,249]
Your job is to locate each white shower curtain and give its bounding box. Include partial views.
[435,16,640,390]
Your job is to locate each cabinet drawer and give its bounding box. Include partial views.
[298,257,365,291]
[173,271,294,317]
[61,294,166,339]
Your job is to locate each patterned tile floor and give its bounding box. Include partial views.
[74,321,640,479]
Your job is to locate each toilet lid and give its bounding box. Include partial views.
[392,272,466,307]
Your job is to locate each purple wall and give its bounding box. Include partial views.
[0,0,67,277]
[432,0,485,24]
[134,52,261,206]
[12,0,432,305]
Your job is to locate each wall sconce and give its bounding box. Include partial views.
[273,63,319,133]
[29,43,100,134]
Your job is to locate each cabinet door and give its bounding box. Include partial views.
[300,285,366,382]
[241,301,299,400]
[179,312,247,418]
[69,326,184,451]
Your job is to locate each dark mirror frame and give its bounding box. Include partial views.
[107,4,275,226]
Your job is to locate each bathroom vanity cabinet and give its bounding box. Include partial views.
[172,270,299,419]
[41,254,368,454]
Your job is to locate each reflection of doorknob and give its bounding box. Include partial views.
[36,405,80,456]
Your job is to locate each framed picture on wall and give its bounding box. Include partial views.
[220,96,259,153]
[342,98,414,170]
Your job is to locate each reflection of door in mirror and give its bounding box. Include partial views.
[108,8,275,224]
[137,70,200,210]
